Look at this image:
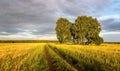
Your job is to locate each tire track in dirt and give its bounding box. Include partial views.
[50,47,86,71]
[44,47,58,71]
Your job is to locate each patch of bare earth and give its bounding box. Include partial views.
[51,48,86,71]
[44,48,58,71]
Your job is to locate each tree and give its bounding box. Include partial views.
[70,24,78,43]
[75,16,89,44]
[92,36,104,45]
[55,16,104,45]
[85,17,101,44]
[55,18,72,43]
[74,16,103,45]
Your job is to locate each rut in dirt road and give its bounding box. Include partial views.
[44,48,58,71]
[50,47,86,71]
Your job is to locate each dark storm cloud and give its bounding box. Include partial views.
[56,0,110,16]
[100,16,120,32]
[0,0,57,35]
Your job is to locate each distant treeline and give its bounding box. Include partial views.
[104,42,120,44]
[0,40,58,43]
[0,40,119,44]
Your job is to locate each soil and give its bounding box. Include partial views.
[51,48,86,71]
[45,47,86,71]
[44,48,58,71]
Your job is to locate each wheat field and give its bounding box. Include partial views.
[0,43,120,71]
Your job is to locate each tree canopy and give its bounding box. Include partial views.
[55,18,72,43]
[55,16,104,45]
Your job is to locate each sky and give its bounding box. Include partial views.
[0,0,120,42]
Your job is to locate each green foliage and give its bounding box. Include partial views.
[93,36,104,45]
[75,16,102,45]
[75,16,89,44]
[55,16,104,45]
[56,18,72,43]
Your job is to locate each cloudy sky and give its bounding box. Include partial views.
[0,0,120,42]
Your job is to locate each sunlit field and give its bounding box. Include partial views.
[0,43,120,71]
[0,43,49,71]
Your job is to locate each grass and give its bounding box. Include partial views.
[45,45,77,71]
[0,43,120,71]
[50,44,120,71]
[0,43,49,71]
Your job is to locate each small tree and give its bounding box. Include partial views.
[55,18,72,43]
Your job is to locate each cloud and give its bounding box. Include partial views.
[100,31,120,42]
[0,33,56,40]
[0,0,57,35]
[98,15,120,21]
[0,0,120,42]
[56,0,110,16]
[0,0,109,34]
[99,15,120,32]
